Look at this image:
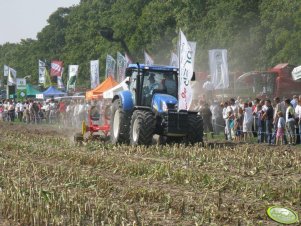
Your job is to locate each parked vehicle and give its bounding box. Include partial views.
[236,63,301,99]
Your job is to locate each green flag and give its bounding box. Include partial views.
[44,69,52,88]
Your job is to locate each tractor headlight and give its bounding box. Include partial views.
[161,101,168,112]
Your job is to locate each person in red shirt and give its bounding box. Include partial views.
[58,100,66,125]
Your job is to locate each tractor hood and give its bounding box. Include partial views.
[152,94,178,113]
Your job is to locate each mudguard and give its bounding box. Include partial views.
[116,90,134,111]
[152,94,177,113]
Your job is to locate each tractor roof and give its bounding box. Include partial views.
[128,64,178,72]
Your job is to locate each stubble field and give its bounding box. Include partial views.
[0,122,300,225]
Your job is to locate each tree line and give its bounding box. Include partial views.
[0,0,300,88]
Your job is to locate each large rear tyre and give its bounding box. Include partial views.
[185,114,203,144]
[110,99,131,144]
[130,110,155,145]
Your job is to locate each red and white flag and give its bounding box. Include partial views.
[50,60,63,77]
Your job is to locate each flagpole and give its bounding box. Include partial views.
[177,29,181,112]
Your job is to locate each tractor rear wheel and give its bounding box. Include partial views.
[110,99,131,144]
[130,110,155,145]
[185,114,203,144]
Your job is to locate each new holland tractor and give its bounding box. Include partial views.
[110,63,203,145]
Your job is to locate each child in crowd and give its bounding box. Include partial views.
[276,111,285,145]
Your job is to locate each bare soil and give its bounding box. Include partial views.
[0,122,300,225]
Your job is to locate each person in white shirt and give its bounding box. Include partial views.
[49,100,56,124]
[222,102,228,140]
[225,100,234,141]
[295,99,301,144]
[285,99,296,145]
[243,102,253,141]
[16,101,24,122]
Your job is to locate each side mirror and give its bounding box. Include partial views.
[191,72,196,81]
[125,68,132,77]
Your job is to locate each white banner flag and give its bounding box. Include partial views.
[16,78,26,90]
[57,67,65,89]
[170,52,179,67]
[57,76,64,89]
[292,65,301,81]
[209,49,229,89]
[4,65,9,77]
[67,65,79,91]
[90,60,99,89]
[38,60,46,84]
[188,41,196,71]
[178,30,193,110]
[125,52,132,66]
[144,51,154,65]
[8,67,17,85]
[117,52,126,82]
[105,55,116,79]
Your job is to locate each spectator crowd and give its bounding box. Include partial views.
[194,94,301,145]
[1,94,301,146]
[0,98,90,128]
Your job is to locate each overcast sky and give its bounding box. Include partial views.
[0,0,80,44]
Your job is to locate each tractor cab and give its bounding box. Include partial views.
[126,64,178,107]
[110,63,203,145]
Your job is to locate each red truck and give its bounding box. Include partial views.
[236,63,301,99]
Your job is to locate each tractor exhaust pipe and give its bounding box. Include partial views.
[136,62,141,105]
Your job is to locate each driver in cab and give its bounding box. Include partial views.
[146,73,159,97]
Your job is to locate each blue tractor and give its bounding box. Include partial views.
[110,63,203,145]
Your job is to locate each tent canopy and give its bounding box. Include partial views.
[86,76,118,100]
[103,77,129,99]
[43,86,66,97]
[26,84,41,96]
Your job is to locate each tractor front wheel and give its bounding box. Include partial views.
[185,114,203,144]
[130,110,155,145]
